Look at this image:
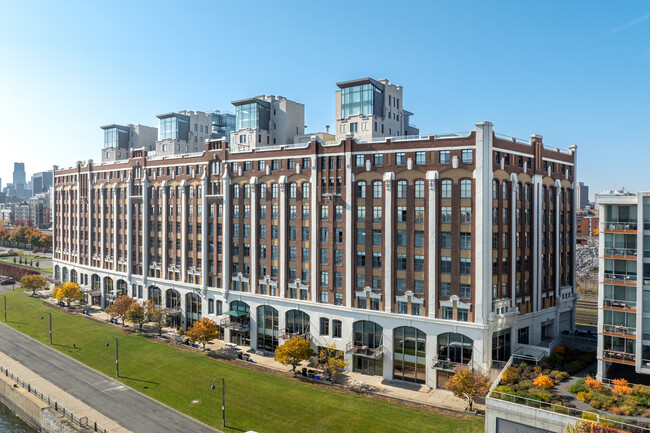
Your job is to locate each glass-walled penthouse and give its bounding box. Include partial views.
[158,113,190,140]
[340,81,383,118]
[234,99,270,130]
[102,125,129,149]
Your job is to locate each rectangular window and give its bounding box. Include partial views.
[396,278,406,292]
[397,254,407,270]
[414,255,424,272]
[441,206,452,224]
[357,206,366,221]
[372,252,382,268]
[320,248,328,265]
[373,206,382,222]
[357,228,366,244]
[460,284,471,299]
[415,151,426,165]
[356,251,366,267]
[355,154,364,167]
[397,206,407,223]
[441,257,452,273]
[321,205,329,221]
[396,230,407,247]
[320,271,328,287]
[440,150,450,164]
[460,258,471,275]
[441,232,451,249]
[396,153,405,166]
[320,228,328,242]
[373,229,382,245]
[460,232,471,250]
[373,154,383,167]
[461,149,473,164]
[443,307,453,320]
[332,320,342,338]
[441,282,451,297]
[460,207,472,224]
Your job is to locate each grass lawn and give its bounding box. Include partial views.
[0,258,52,273]
[1,289,483,433]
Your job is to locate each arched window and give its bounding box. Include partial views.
[414,180,425,199]
[441,180,452,199]
[289,183,297,199]
[232,184,240,199]
[460,180,472,198]
[285,310,310,336]
[394,327,426,384]
[397,181,407,199]
[437,332,473,365]
[257,305,279,352]
[373,181,382,199]
[357,181,366,199]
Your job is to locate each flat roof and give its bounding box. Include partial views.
[100,124,128,130]
[336,77,384,91]
[231,97,271,109]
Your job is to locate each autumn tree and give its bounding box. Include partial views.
[21,274,47,296]
[149,307,169,337]
[186,317,219,349]
[317,343,348,380]
[109,295,136,326]
[533,374,554,389]
[275,336,315,372]
[52,282,84,307]
[445,369,490,411]
[125,302,147,330]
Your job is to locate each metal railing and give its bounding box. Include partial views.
[603,299,636,309]
[602,350,636,362]
[603,247,637,257]
[603,324,636,335]
[603,222,638,231]
[489,390,650,433]
[0,366,112,433]
[603,272,637,282]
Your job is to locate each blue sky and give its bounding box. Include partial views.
[1,0,649,199]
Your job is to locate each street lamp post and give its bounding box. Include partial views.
[210,377,226,427]
[105,338,119,377]
[40,312,52,344]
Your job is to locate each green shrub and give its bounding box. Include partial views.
[550,370,569,382]
[582,412,598,422]
[518,379,532,391]
[569,378,587,394]
[528,388,553,402]
[631,384,650,398]
[588,391,614,410]
[501,366,521,385]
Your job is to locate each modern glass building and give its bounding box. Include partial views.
[596,190,650,380]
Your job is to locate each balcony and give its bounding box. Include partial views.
[603,299,636,310]
[603,272,637,285]
[432,355,472,371]
[279,329,310,340]
[603,350,636,365]
[345,342,384,358]
[603,247,637,259]
[603,324,636,336]
[603,222,637,232]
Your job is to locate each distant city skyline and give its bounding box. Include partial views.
[1,1,649,196]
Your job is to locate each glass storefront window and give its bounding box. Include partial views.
[393,327,426,384]
[437,332,473,365]
[257,305,278,352]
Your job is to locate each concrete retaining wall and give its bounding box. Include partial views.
[485,396,579,433]
[0,374,83,432]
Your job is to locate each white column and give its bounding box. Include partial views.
[383,172,394,313]
[426,171,438,317]
[113,188,118,272]
[532,174,542,312]
[60,188,65,261]
[87,174,93,267]
[474,121,494,323]
[344,153,353,307]
[51,185,56,259]
[142,177,150,284]
[310,156,318,302]
[554,180,562,300]
[127,177,133,280]
[76,173,82,265]
[100,186,105,268]
[201,173,208,292]
[67,186,73,262]
[278,176,288,298]
[161,182,168,281]
[381,328,393,380]
[222,174,232,293]
[569,145,578,334]
[180,181,188,283]
[250,177,258,293]
[510,175,518,308]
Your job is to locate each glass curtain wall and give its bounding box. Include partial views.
[352,321,383,376]
[285,310,310,336]
[341,84,380,118]
[393,327,426,384]
[437,332,473,364]
[185,293,202,328]
[235,103,260,130]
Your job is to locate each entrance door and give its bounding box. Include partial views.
[354,356,382,376]
[231,331,250,346]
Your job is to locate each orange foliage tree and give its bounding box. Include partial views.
[109,295,136,327]
[274,336,315,372]
[186,317,219,349]
[445,369,490,411]
[612,378,631,395]
[52,282,84,306]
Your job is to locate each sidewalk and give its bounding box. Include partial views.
[0,351,130,433]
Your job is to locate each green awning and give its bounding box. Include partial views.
[223,310,248,317]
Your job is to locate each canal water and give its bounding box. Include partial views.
[0,400,36,432]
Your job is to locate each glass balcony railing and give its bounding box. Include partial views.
[603,247,638,257]
[603,324,636,335]
[603,222,638,230]
[603,272,637,282]
[603,350,636,362]
[603,299,636,309]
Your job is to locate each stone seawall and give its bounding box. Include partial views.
[0,372,82,432]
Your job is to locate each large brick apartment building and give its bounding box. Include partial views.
[52,78,577,388]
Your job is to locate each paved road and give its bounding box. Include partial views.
[0,289,219,433]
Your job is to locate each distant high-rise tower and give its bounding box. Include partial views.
[577,182,589,210]
[13,162,26,187]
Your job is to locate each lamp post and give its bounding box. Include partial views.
[40,312,52,344]
[105,338,119,377]
[210,377,226,427]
